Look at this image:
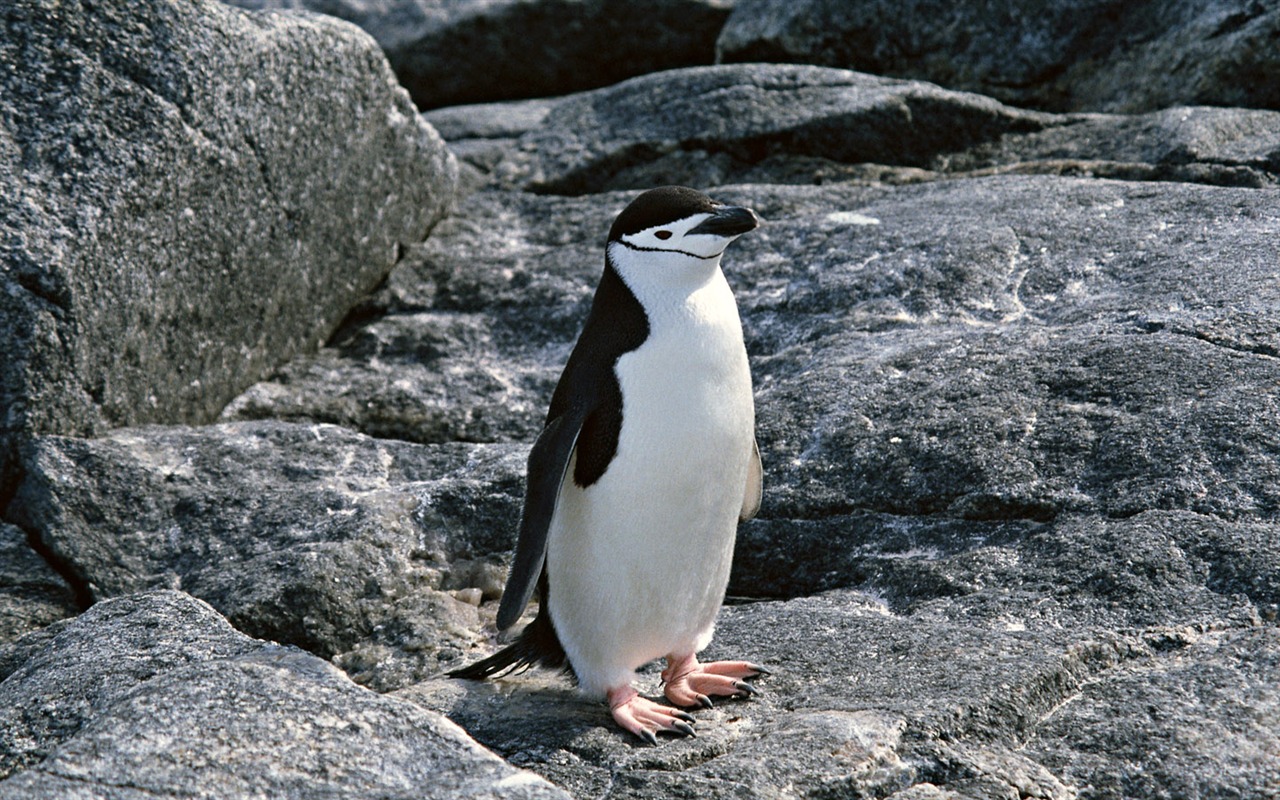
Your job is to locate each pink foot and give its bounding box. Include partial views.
[661,653,769,709]
[607,686,697,745]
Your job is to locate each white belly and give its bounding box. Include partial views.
[546,273,754,696]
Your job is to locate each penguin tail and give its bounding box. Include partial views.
[448,607,570,681]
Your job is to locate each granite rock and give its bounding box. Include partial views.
[0,0,456,498]
[430,64,1280,194]
[0,590,567,798]
[717,0,1280,113]
[0,523,77,654]
[7,421,529,692]
[222,0,734,109]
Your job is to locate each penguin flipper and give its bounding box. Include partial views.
[494,412,583,631]
[739,437,763,522]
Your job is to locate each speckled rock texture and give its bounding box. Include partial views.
[3,2,1279,798]
[0,0,456,498]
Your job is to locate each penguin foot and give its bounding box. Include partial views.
[661,654,767,709]
[607,686,697,744]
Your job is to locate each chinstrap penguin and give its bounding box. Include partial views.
[450,185,766,743]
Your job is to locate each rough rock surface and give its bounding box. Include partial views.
[4,3,1280,798]
[717,0,1280,113]
[0,0,456,497]
[222,0,734,109]
[8,421,528,692]
[0,524,76,652]
[422,64,1280,194]
[0,590,567,798]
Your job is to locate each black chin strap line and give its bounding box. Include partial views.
[615,240,725,261]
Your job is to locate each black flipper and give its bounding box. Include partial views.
[495,413,583,630]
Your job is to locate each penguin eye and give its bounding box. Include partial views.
[654,230,673,240]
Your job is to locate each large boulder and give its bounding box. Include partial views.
[0,590,567,798]
[402,592,1279,799]
[717,0,1280,113]
[222,0,735,109]
[0,0,456,499]
[6,421,528,692]
[423,64,1280,194]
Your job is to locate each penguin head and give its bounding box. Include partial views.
[606,187,759,281]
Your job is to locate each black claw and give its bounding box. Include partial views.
[672,721,696,737]
[697,695,714,709]
[734,681,759,696]
[747,663,772,676]
[675,710,697,724]
[640,729,659,746]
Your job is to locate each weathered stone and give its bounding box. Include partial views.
[0,590,568,798]
[6,422,528,691]
[212,173,1280,797]
[0,0,456,497]
[0,523,76,650]
[511,64,1055,194]
[223,0,734,109]
[717,0,1280,113]
[435,64,1280,194]
[404,590,1278,799]
[220,189,609,443]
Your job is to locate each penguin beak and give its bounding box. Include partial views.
[687,205,759,238]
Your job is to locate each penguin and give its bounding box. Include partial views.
[450,185,765,743]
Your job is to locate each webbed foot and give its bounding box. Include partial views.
[607,686,697,744]
[661,654,768,709]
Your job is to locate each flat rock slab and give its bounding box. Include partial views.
[0,590,567,798]
[430,64,1280,194]
[404,591,1279,799]
[223,178,1280,529]
[224,0,733,109]
[0,0,455,494]
[7,421,530,692]
[717,0,1280,113]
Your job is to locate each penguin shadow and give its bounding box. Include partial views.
[422,670,620,754]
[423,668,758,762]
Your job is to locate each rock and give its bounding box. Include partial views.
[6,421,529,692]
[0,590,568,798]
[0,0,456,498]
[222,0,734,109]
[0,523,77,652]
[220,190,610,444]
[433,64,1280,194]
[107,173,1280,797]
[402,591,1279,799]
[717,0,1280,113]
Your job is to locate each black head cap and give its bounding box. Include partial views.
[608,186,719,242]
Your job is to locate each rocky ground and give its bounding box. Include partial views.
[3,1,1279,798]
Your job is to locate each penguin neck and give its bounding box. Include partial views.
[605,244,738,336]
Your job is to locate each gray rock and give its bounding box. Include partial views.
[6,421,529,691]
[402,591,1278,799]
[0,0,456,497]
[186,174,1280,797]
[717,0,1280,113]
[222,0,734,109]
[220,190,610,443]
[434,64,1280,194]
[0,523,76,644]
[511,64,1055,194]
[0,524,76,664]
[0,590,567,798]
